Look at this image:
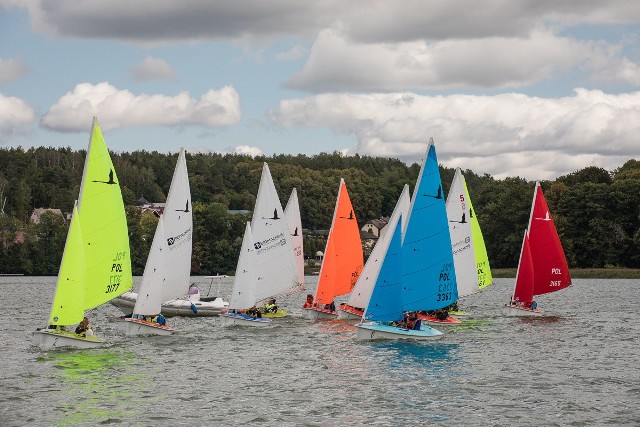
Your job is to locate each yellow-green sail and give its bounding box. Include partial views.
[49,205,86,326]
[463,180,493,289]
[78,118,132,310]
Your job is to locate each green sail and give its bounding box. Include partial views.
[463,180,493,289]
[49,205,86,326]
[78,118,133,310]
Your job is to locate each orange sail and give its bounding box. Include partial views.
[314,179,364,307]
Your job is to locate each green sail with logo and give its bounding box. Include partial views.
[78,118,133,310]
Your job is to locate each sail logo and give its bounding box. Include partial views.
[92,169,117,185]
[167,227,192,248]
[254,232,286,255]
[535,211,551,221]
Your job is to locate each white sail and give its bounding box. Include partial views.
[284,187,305,290]
[346,184,410,310]
[228,222,258,309]
[134,217,167,315]
[446,168,477,298]
[161,148,193,302]
[250,163,297,302]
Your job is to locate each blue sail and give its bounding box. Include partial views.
[364,214,403,322]
[401,139,458,311]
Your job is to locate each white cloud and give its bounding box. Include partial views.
[129,56,177,81]
[24,1,640,43]
[286,28,638,91]
[270,89,640,179]
[25,0,340,43]
[0,57,30,84]
[0,92,36,143]
[230,145,263,157]
[40,82,241,131]
[274,45,307,62]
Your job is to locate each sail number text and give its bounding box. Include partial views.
[106,251,126,293]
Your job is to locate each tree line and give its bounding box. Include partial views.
[0,146,638,275]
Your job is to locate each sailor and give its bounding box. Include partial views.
[156,314,167,325]
[263,298,278,313]
[303,294,314,308]
[75,317,90,337]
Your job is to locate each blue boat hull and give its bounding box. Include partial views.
[355,321,444,341]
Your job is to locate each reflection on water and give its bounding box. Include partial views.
[39,350,139,426]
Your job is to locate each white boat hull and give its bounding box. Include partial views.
[121,318,174,336]
[111,291,229,317]
[219,312,272,327]
[33,329,104,350]
[302,307,338,320]
[502,304,544,317]
[355,321,444,341]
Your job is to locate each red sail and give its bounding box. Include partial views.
[527,183,571,296]
[513,232,534,305]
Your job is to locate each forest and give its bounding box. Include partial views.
[1,146,639,276]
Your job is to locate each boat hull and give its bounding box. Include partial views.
[337,303,363,320]
[219,312,272,327]
[111,291,229,317]
[121,318,174,336]
[355,322,444,341]
[33,329,104,350]
[302,306,338,320]
[417,313,462,324]
[503,304,544,317]
[261,308,288,318]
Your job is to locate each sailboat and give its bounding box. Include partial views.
[258,187,306,319]
[219,222,271,326]
[220,163,297,326]
[285,188,305,293]
[122,148,192,335]
[111,151,228,318]
[504,182,571,316]
[356,139,456,340]
[33,117,133,350]
[303,178,363,320]
[441,168,493,318]
[338,185,410,320]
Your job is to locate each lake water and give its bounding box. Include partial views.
[0,276,638,426]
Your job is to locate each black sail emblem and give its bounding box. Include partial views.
[424,185,442,199]
[176,200,190,212]
[340,210,354,220]
[93,169,117,185]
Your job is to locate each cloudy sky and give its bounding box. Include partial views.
[1,1,639,179]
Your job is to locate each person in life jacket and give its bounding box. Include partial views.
[245,306,262,318]
[75,317,93,337]
[156,314,166,325]
[263,298,278,313]
[303,294,314,308]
